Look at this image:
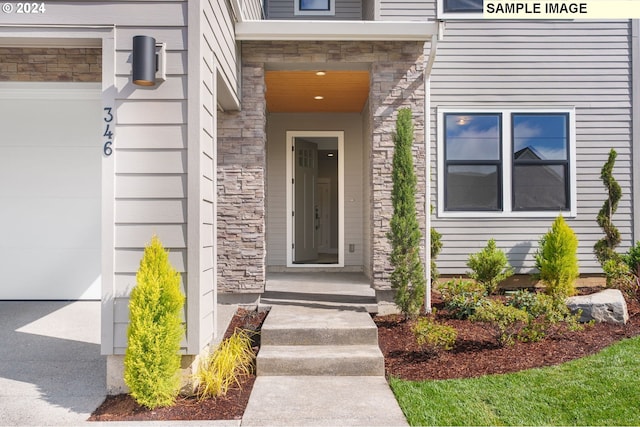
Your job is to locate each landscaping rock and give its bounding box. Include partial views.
[567,289,629,325]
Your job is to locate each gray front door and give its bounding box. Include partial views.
[293,138,318,262]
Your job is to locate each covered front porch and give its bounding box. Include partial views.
[218,28,442,308]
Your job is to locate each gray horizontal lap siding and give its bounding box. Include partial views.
[207,0,239,102]
[113,21,189,353]
[378,0,435,20]
[430,20,633,276]
[266,0,362,20]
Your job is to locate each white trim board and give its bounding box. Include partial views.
[236,20,438,41]
[286,130,344,268]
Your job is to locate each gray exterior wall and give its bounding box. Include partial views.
[430,19,634,275]
[265,0,362,20]
[0,0,242,358]
[378,0,435,20]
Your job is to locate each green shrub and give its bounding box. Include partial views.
[439,279,487,319]
[124,236,185,409]
[506,289,538,313]
[535,215,579,298]
[470,300,529,346]
[603,245,640,304]
[412,312,457,352]
[466,239,514,295]
[194,328,255,399]
[508,290,584,342]
[622,241,640,276]
[388,108,426,319]
[594,148,622,266]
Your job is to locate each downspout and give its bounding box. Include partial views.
[632,20,640,243]
[424,21,444,313]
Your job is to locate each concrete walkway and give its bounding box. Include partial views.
[241,297,408,426]
[0,301,106,426]
[0,275,408,426]
[242,376,407,426]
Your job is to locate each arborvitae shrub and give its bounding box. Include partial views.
[535,215,579,298]
[388,108,426,319]
[124,236,185,409]
[594,149,622,265]
[466,239,513,295]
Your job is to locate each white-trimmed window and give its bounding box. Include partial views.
[437,108,577,218]
[437,0,483,19]
[294,0,335,15]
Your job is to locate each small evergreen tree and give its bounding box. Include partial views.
[594,148,622,265]
[388,108,426,319]
[535,215,579,298]
[467,238,513,295]
[124,236,185,409]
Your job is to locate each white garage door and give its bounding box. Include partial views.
[0,83,102,300]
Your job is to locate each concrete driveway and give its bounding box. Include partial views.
[0,301,106,426]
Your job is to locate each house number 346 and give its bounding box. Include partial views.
[103,107,114,156]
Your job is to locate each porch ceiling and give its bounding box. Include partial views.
[265,70,370,113]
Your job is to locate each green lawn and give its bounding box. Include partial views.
[390,335,640,426]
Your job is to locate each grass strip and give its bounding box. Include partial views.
[390,335,640,426]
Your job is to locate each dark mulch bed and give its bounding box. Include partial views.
[89,289,640,421]
[89,308,267,422]
[375,289,640,381]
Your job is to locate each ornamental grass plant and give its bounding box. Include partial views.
[194,328,256,399]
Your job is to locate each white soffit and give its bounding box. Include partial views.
[235,20,438,41]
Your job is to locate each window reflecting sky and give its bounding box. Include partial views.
[445,114,501,161]
[513,115,567,160]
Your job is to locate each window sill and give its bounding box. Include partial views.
[436,209,577,219]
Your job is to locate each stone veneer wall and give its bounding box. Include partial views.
[217,40,426,294]
[217,64,267,294]
[0,48,101,82]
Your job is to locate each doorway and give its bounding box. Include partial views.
[286,131,344,267]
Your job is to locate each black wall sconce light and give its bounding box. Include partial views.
[132,35,166,86]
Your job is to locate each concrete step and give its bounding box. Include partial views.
[257,344,385,376]
[260,306,379,346]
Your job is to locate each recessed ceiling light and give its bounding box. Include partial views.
[327,153,334,157]
[314,95,324,100]
[316,71,326,76]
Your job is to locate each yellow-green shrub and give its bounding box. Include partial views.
[535,215,579,298]
[124,236,185,409]
[412,313,457,352]
[194,328,255,399]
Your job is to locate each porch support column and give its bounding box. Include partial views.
[217,62,267,302]
[369,42,427,312]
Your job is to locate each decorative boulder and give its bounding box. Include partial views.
[566,289,629,325]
